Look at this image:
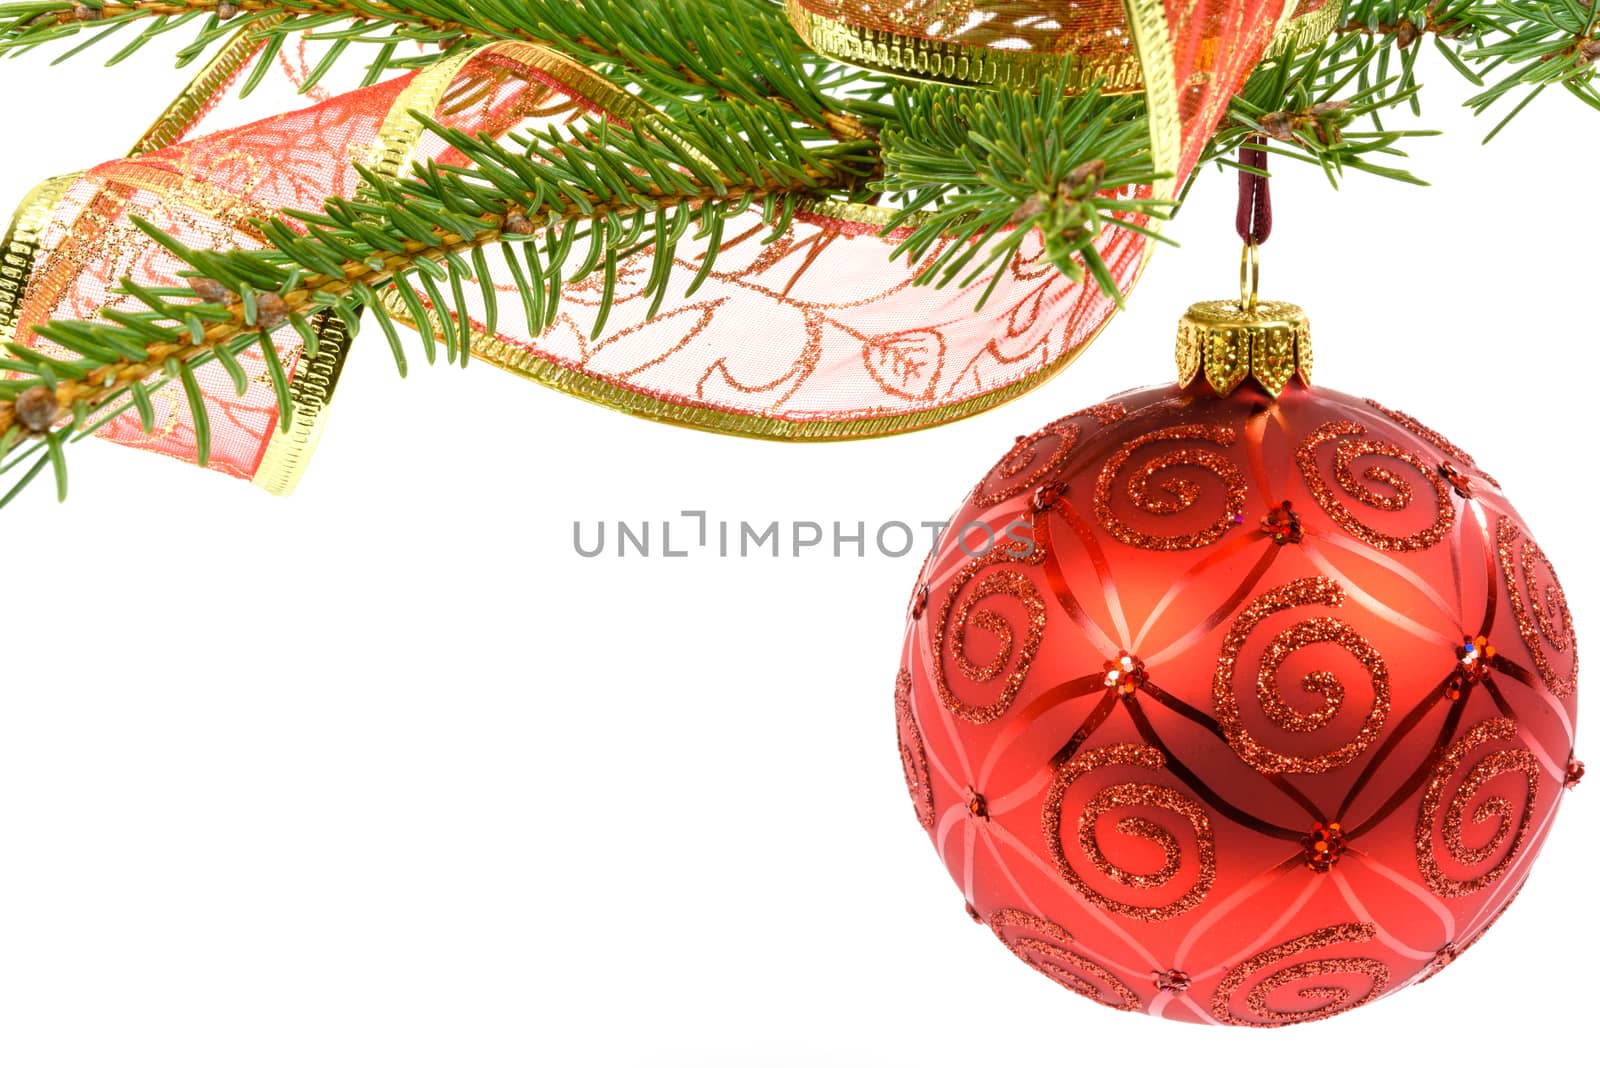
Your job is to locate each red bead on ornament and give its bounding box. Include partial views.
[893,300,1579,1026]
[1260,500,1303,544]
[1301,820,1347,873]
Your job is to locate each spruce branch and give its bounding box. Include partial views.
[1,0,1595,512]
[1463,0,1600,137]
[1202,34,1442,188]
[0,97,875,506]
[876,80,1173,309]
[1205,0,1599,183]
[1332,1,1597,136]
[1334,0,1488,106]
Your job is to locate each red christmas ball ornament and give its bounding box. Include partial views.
[894,297,1580,1026]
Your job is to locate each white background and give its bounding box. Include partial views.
[0,36,1594,1068]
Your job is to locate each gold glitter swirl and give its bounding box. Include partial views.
[972,417,1082,508]
[1416,717,1540,898]
[1211,923,1389,1027]
[1093,424,1247,551]
[1295,420,1455,552]
[1260,623,1351,733]
[931,555,1048,725]
[1213,578,1391,775]
[1042,744,1216,922]
[895,669,935,830]
[1065,401,1130,427]
[988,908,1142,1012]
[1496,517,1578,699]
[1363,399,1497,485]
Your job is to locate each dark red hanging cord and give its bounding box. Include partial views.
[1236,135,1272,246]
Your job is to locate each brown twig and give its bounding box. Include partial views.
[1335,13,1475,46]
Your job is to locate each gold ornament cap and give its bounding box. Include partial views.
[1175,298,1312,398]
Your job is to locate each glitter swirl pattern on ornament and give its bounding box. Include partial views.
[895,381,1579,1025]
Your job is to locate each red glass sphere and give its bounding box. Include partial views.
[895,381,1580,1025]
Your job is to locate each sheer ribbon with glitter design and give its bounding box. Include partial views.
[0,3,1333,489]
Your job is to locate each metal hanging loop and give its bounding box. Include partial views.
[1239,238,1260,313]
